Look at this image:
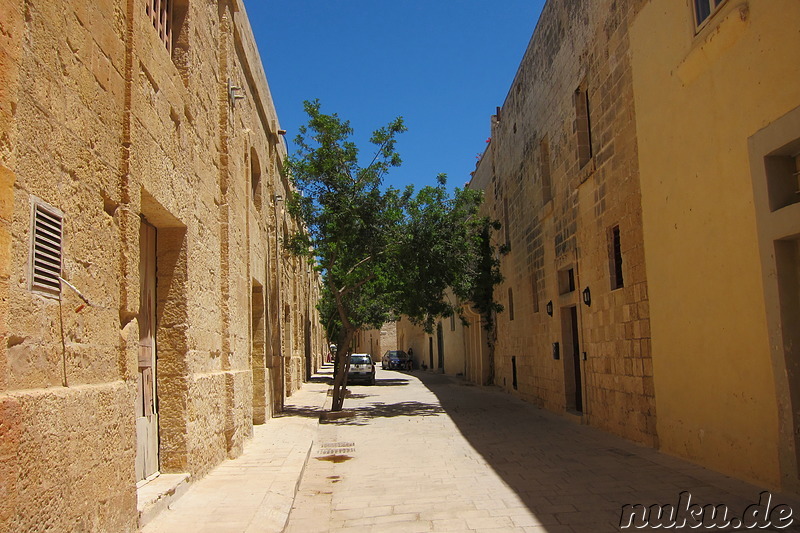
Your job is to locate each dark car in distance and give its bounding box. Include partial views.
[347,353,376,385]
[382,350,412,371]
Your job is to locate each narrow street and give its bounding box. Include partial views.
[144,363,800,533]
[286,366,799,532]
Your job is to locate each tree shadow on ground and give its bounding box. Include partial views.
[276,406,322,419]
[325,400,445,426]
[343,393,374,400]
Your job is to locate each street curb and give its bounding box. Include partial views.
[280,373,331,533]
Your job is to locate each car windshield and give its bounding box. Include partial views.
[387,351,408,359]
[350,356,371,365]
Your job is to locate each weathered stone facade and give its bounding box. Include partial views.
[469,0,656,447]
[0,0,323,530]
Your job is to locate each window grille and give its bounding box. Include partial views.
[146,0,173,53]
[31,201,63,296]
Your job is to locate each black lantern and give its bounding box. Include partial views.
[582,286,591,307]
[546,300,553,316]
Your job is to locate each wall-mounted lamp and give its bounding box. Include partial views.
[274,194,283,203]
[546,300,553,317]
[277,129,287,136]
[582,286,591,307]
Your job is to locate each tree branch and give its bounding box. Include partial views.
[339,273,377,298]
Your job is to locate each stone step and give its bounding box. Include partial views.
[137,473,191,529]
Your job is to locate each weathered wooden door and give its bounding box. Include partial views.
[136,220,159,482]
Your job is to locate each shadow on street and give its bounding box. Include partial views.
[409,371,786,533]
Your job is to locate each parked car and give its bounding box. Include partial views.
[382,350,412,370]
[347,353,376,385]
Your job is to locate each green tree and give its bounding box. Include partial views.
[286,100,502,410]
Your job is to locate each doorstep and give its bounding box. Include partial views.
[137,472,191,529]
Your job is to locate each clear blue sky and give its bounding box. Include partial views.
[243,1,545,192]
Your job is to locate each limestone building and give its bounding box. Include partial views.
[0,0,323,530]
[354,322,397,363]
[401,0,800,495]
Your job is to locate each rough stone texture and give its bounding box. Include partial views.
[463,0,656,447]
[0,0,323,530]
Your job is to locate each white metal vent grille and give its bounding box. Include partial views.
[31,202,63,296]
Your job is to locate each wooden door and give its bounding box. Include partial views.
[136,220,159,482]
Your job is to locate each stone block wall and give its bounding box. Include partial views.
[0,0,323,529]
[469,0,656,446]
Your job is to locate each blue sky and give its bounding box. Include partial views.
[244,1,545,192]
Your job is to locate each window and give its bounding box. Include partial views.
[763,140,800,212]
[146,0,188,71]
[609,225,624,290]
[575,85,593,168]
[511,356,518,390]
[146,0,173,52]
[540,136,552,205]
[30,199,63,297]
[503,197,511,249]
[558,268,576,295]
[450,314,455,332]
[251,148,262,210]
[694,0,727,28]
[508,288,515,321]
[531,274,540,313]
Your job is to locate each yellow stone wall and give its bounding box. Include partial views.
[630,0,800,491]
[0,0,322,529]
[469,0,656,446]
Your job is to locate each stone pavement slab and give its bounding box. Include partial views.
[141,375,329,533]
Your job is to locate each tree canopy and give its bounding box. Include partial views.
[286,100,502,409]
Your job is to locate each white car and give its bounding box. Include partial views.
[347,353,376,385]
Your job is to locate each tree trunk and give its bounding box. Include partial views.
[330,328,355,411]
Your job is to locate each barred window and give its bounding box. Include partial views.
[146,0,173,52]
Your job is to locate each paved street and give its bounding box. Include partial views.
[286,365,800,533]
[145,363,800,532]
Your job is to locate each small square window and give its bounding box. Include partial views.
[558,268,576,295]
[763,139,800,212]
